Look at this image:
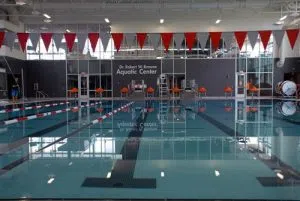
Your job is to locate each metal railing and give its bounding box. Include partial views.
[35,90,49,99]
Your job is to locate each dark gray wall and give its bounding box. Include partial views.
[26,60,66,97]
[186,59,235,96]
[274,57,300,87]
[113,60,161,97]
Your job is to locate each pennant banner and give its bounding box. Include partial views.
[174,33,184,51]
[185,32,196,52]
[77,33,87,53]
[209,32,222,49]
[88,33,99,52]
[125,33,135,48]
[161,33,173,51]
[111,33,124,52]
[258,30,272,50]
[4,32,16,50]
[197,32,208,49]
[17,33,29,52]
[222,32,234,48]
[64,33,76,52]
[234,31,247,50]
[149,33,160,49]
[41,33,52,52]
[286,29,299,49]
[100,31,110,52]
[273,30,285,47]
[247,31,258,49]
[30,33,40,51]
[0,32,5,49]
[53,33,63,51]
[136,33,147,49]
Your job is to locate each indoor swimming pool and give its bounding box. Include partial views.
[0,99,300,200]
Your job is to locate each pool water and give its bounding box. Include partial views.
[0,99,300,200]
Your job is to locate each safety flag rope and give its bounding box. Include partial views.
[3,101,102,125]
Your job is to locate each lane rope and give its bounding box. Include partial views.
[0,101,70,114]
[3,101,102,126]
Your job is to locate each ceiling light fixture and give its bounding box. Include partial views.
[276,172,284,180]
[47,177,55,184]
[215,170,220,177]
[105,18,110,23]
[274,20,284,25]
[279,15,287,21]
[106,172,112,178]
[215,19,221,24]
[66,29,71,33]
[160,19,164,24]
[161,171,165,177]
[43,13,51,19]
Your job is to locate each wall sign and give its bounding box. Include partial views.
[116,64,158,76]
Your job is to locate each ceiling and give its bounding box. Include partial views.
[0,0,299,32]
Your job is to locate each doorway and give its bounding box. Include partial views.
[235,72,246,98]
[79,74,89,99]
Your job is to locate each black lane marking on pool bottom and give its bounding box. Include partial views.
[186,107,300,187]
[82,110,157,188]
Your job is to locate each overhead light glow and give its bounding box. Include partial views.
[161,171,165,177]
[276,172,284,180]
[66,29,71,33]
[106,172,111,178]
[280,15,287,21]
[105,18,110,23]
[43,19,52,23]
[275,20,284,25]
[215,170,220,176]
[47,178,55,184]
[15,0,26,5]
[43,13,51,19]
[160,19,164,24]
[215,19,221,24]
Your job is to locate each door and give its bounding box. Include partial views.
[235,73,246,98]
[79,74,89,99]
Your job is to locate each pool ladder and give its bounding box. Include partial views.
[36,90,48,99]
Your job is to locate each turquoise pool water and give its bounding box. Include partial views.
[0,99,300,200]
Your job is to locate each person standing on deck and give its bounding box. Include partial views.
[11,78,19,103]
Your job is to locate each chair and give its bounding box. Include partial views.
[224,86,233,97]
[95,87,104,98]
[198,86,207,97]
[69,87,78,98]
[146,87,155,98]
[120,87,129,98]
[249,86,259,97]
[171,86,181,97]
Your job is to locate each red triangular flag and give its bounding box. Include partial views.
[88,33,99,52]
[160,33,173,51]
[17,33,29,52]
[0,32,5,48]
[286,29,299,49]
[258,30,272,50]
[64,33,76,52]
[234,31,247,50]
[111,33,124,52]
[136,33,147,49]
[184,32,196,52]
[209,32,222,50]
[41,33,53,52]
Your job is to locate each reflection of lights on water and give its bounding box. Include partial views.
[161,171,165,177]
[68,162,73,166]
[108,130,113,133]
[215,170,220,177]
[107,172,111,178]
[47,177,55,184]
[253,157,257,160]
[276,172,284,180]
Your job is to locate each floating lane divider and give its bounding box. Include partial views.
[0,101,70,114]
[3,101,102,126]
[92,102,134,125]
